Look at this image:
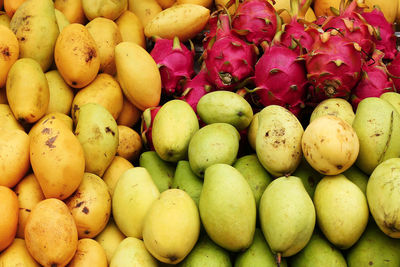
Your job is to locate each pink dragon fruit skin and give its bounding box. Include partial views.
[231,0,279,45]
[279,18,317,55]
[362,8,397,60]
[254,45,308,117]
[203,11,231,51]
[305,31,362,103]
[150,36,195,96]
[387,52,400,91]
[351,50,396,109]
[140,106,161,151]
[180,70,213,113]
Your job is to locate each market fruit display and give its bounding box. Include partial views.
[3,0,400,266]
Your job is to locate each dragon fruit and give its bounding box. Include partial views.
[253,44,308,117]
[362,8,397,60]
[204,12,257,90]
[140,106,161,150]
[180,69,214,113]
[203,11,231,50]
[305,30,363,103]
[351,50,396,109]
[278,19,318,54]
[150,36,195,96]
[231,0,279,45]
[322,0,374,55]
[387,52,400,91]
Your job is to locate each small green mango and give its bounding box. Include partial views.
[292,158,323,199]
[172,161,203,207]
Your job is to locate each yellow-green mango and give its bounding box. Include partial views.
[197,91,253,131]
[54,9,70,32]
[188,123,240,177]
[115,42,161,111]
[112,167,160,239]
[247,112,258,150]
[95,218,126,264]
[10,0,59,71]
[259,176,315,257]
[352,97,400,174]
[6,58,49,124]
[0,25,18,88]
[45,70,74,115]
[199,164,256,252]
[381,91,400,114]
[143,189,200,264]
[292,158,323,199]
[82,0,127,21]
[152,99,199,162]
[256,105,303,177]
[343,165,368,195]
[314,175,369,249]
[310,98,355,125]
[102,156,133,196]
[0,238,40,267]
[110,237,158,267]
[172,160,203,207]
[74,103,119,177]
[367,158,400,238]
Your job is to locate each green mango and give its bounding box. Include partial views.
[347,220,400,267]
[292,158,323,199]
[139,151,175,193]
[152,100,199,162]
[199,164,256,252]
[310,98,355,125]
[172,161,203,207]
[289,230,346,267]
[380,92,400,115]
[233,154,272,209]
[235,228,288,267]
[179,234,231,267]
[188,123,240,177]
[343,165,368,195]
[10,0,59,71]
[259,176,315,257]
[367,158,400,238]
[196,91,253,131]
[54,9,70,32]
[352,97,400,174]
[75,103,118,177]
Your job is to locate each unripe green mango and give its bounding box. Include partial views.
[188,123,240,177]
[259,176,315,257]
[292,158,323,199]
[367,158,400,238]
[199,164,256,252]
[152,100,199,162]
[233,154,272,209]
[310,98,355,125]
[343,165,368,195]
[10,0,59,71]
[139,151,175,193]
[289,231,347,267]
[235,228,288,267]
[256,105,303,177]
[380,92,400,115]
[196,91,253,131]
[172,161,203,207]
[247,112,259,150]
[352,97,400,174]
[75,103,119,177]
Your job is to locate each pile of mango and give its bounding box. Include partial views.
[2,0,400,267]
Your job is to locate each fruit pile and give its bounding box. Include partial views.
[1,0,400,266]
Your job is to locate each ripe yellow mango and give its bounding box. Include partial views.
[95,218,126,264]
[54,0,86,24]
[117,125,142,161]
[115,42,161,111]
[54,23,100,89]
[116,11,146,48]
[29,112,73,138]
[0,238,40,267]
[0,11,10,28]
[0,104,24,131]
[110,237,158,267]
[82,0,128,21]
[102,156,133,196]
[0,25,18,88]
[116,97,141,127]
[30,116,85,200]
[4,0,25,18]
[128,0,162,27]
[177,0,213,8]
[24,198,78,267]
[0,186,18,252]
[67,238,107,267]
[45,70,74,115]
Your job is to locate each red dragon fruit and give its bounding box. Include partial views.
[253,44,308,117]
[231,0,279,45]
[140,106,161,150]
[305,30,363,103]
[387,52,400,91]
[150,36,195,96]
[321,0,374,55]
[204,12,257,90]
[362,8,397,60]
[180,69,214,113]
[351,50,396,109]
[203,11,232,50]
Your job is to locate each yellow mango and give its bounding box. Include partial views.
[102,156,134,196]
[95,218,126,264]
[86,18,122,75]
[0,186,18,252]
[82,0,128,21]
[116,97,141,127]
[117,125,142,162]
[269,0,316,23]
[54,23,100,89]
[177,0,213,8]
[4,0,25,18]
[6,58,49,124]
[54,0,87,24]
[65,173,111,238]
[54,9,70,32]
[144,4,210,41]
[115,42,161,111]
[71,73,124,121]
[0,128,30,188]
[110,237,158,267]
[24,198,78,267]
[0,25,18,88]
[14,174,45,239]
[214,0,237,15]
[157,0,176,9]
[45,70,74,115]
[0,104,24,131]
[128,0,162,27]
[313,0,341,17]
[0,238,40,267]
[67,239,107,267]
[364,0,398,23]
[0,11,11,28]
[30,116,85,200]
[29,112,73,138]
[115,10,146,48]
